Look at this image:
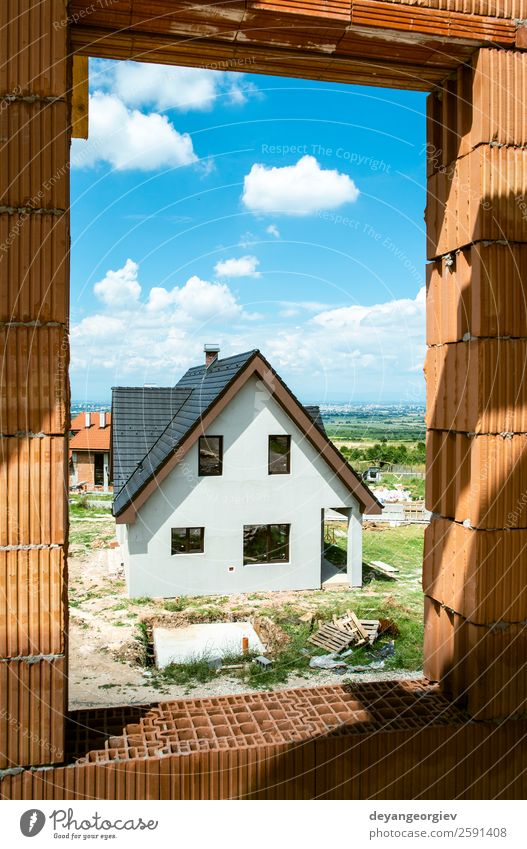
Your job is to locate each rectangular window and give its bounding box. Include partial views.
[94,453,104,486]
[243,524,290,565]
[171,527,205,555]
[268,435,291,474]
[198,435,223,476]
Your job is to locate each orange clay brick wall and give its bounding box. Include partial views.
[424,47,527,720]
[0,0,69,769]
[2,3,527,801]
[73,451,96,489]
[2,681,527,799]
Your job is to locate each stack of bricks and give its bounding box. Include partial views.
[424,47,527,719]
[2,681,527,799]
[0,0,69,768]
[72,680,465,763]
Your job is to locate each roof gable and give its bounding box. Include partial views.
[112,351,258,515]
[112,351,381,519]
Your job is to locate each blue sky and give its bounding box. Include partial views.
[70,60,427,403]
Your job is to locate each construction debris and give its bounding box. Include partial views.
[308,610,381,653]
[346,660,386,673]
[309,653,347,670]
[253,656,273,669]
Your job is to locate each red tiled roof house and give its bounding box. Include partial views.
[69,411,112,492]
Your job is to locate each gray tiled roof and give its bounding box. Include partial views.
[111,386,192,495]
[112,350,258,515]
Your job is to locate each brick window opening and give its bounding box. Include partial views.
[198,435,223,476]
[243,524,290,565]
[94,453,104,486]
[268,435,291,474]
[171,527,205,555]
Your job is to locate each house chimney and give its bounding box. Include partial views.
[85,412,91,428]
[99,412,106,428]
[204,343,220,368]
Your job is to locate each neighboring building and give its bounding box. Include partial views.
[112,347,381,598]
[69,411,112,492]
[363,466,382,483]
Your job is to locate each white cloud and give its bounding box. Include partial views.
[214,255,261,278]
[148,275,243,320]
[72,315,125,339]
[71,92,197,171]
[72,258,425,402]
[242,155,359,216]
[71,261,251,381]
[92,60,256,112]
[312,287,425,332]
[265,288,426,383]
[94,259,141,307]
[266,224,280,238]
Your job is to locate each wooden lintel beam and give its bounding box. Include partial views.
[72,55,89,140]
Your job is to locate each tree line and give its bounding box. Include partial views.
[339,441,426,466]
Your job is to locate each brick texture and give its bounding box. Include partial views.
[426,431,527,529]
[0,325,69,434]
[0,656,65,768]
[424,596,527,719]
[426,339,527,434]
[0,683,526,798]
[426,146,527,259]
[423,518,527,624]
[427,49,527,175]
[0,437,67,546]
[426,244,527,345]
[0,548,65,657]
[0,0,68,97]
[0,213,69,324]
[0,0,70,775]
[0,101,69,210]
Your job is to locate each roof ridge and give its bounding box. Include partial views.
[178,349,259,379]
[113,351,259,509]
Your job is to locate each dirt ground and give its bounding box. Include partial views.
[68,542,421,710]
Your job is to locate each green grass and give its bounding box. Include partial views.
[69,493,113,518]
[141,524,426,688]
[159,650,258,688]
[71,506,425,690]
[69,516,115,552]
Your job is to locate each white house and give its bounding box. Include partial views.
[112,347,381,598]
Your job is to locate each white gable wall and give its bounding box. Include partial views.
[121,375,361,597]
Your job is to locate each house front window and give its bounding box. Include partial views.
[268,435,291,474]
[243,524,290,565]
[198,435,223,476]
[171,527,204,554]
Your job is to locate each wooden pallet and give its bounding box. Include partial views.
[309,623,355,652]
[360,619,381,644]
[309,611,381,652]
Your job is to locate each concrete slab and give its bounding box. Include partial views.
[153,622,265,669]
[321,557,349,589]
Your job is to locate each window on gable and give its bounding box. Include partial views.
[243,524,290,565]
[171,527,204,555]
[198,435,223,476]
[268,435,291,474]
